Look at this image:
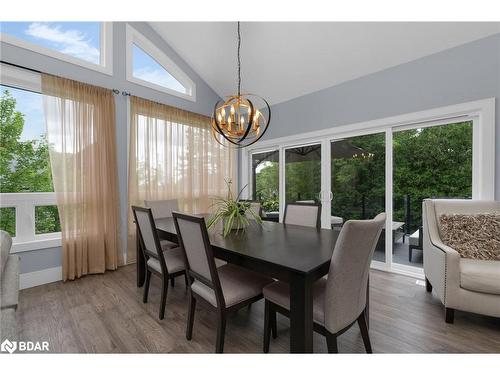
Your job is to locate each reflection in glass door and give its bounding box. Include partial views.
[284,144,322,205]
[392,121,473,268]
[330,133,386,261]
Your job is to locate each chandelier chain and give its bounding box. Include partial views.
[237,21,241,97]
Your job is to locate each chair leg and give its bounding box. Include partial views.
[326,333,338,353]
[143,270,151,303]
[184,272,189,292]
[159,277,168,320]
[263,300,271,353]
[357,311,373,353]
[425,278,432,292]
[171,277,175,287]
[445,308,455,324]
[215,311,227,353]
[186,293,196,340]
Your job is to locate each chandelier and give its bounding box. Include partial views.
[211,22,271,148]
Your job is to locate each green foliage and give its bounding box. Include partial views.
[0,89,60,235]
[285,150,322,203]
[393,123,472,230]
[207,179,262,237]
[255,161,279,211]
[35,205,61,234]
[0,207,16,236]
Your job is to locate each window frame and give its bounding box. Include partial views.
[125,24,196,102]
[0,64,61,253]
[0,22,113,75]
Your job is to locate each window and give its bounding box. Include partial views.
[133,44,187,94]
[126,25,195,101]
[0,22,112,74]
[0,65,61,251]
[285,144,322,204]
[251,150,279,216]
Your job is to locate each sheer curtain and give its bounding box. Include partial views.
[128,96,235,262]
[42,74,121,281]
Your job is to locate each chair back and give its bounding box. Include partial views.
[283,202,321,228]
[132,206,167,273]
[239,200,262,219]
[324,213,385,333]
[172,212,223,303]
[144,199,179,219]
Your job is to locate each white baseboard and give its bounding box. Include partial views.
[19,266,62,290]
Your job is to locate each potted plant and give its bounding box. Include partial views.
[207,179,262,237]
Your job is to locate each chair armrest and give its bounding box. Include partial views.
[422,200,460,305]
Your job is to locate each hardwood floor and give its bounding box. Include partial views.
[17,265,500,353]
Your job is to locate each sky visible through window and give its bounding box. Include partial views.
[0,22,100,64]
[132,44,186,94]
[1,85,45,141]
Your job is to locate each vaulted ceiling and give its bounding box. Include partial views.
[150,22,500,105]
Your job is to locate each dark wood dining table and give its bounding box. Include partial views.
[136,216,340,353]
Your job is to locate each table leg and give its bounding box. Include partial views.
[289,274,314,353]
[136,228,145,287]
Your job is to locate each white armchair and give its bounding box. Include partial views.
[422,199,500,323]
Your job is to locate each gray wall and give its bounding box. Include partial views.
[1,22,221,276]
[241,33,500,199]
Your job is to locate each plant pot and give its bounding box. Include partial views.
[223,217,248,231]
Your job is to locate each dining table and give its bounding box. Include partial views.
[136,215,341,353]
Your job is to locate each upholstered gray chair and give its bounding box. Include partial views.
[144,199,180,252]
[263,213,386,353]
[144,199,179,219]
[132,206,187,320]
[239,199,263,219]
[283,202,321,228]
[173,212,274,353]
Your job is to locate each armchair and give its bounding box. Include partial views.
[422,199,500,323]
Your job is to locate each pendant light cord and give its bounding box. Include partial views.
[237,21,241,97]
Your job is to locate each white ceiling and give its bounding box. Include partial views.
[150,22,500,105]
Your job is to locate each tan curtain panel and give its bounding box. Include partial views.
[128,96,235,262]
[42,74,121,281]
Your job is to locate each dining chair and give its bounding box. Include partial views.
[132,206,188,320]
[144,199,179,219]
[262,212,386,353]
[239,199,263,219]
[283,202,321,228]
[172,212,274,353]
[144,199,180,258]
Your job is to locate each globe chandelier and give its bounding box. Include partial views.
[211,22,271,148]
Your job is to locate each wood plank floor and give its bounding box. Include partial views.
[18,265,500,353]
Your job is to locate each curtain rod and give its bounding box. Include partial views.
[0,60,130,96]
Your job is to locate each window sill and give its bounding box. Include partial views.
[11,235,62,253]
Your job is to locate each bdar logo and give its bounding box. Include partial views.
[1,339,17,353]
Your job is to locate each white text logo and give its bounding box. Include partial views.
[1,339,49,353]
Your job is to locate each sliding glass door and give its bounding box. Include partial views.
[284,144,322,205]
[330,133,386,261]
[392,121,473,268]
[251,150,280,220]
